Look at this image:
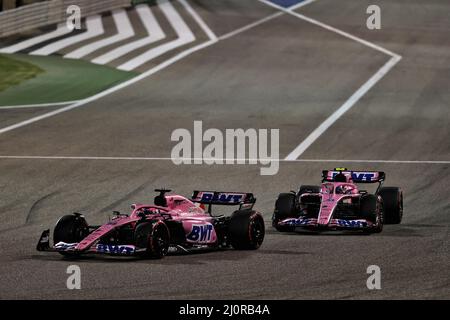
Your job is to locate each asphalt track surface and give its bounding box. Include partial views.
[0,0,449,299]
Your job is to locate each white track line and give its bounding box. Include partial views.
[91,4,165,65]
[0,23,72,54]
[219,11,283,41]
[258,0,403,160]
[258,0,400,58]
[0,156,448,165]
[0,7,216,136]
[0,3,300,135]
[30,15,104,56]
[0,100,81,110]
[285,55,401,160]
[288,159,450,164]
[289,0,317,10]
[0,40,215,134]
[64,9,134,59]
[117,0,196,71]
[292,13,399,58]
[179,0,217,41]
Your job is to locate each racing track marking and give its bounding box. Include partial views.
[64,9,135,60]
[179,0,218,42]
[0,100,81,110]
[0,0,311,135]
[286,159,450,164]
[0,23,73,54]
[91,4,165,65]
[30,15,105,56]
[285,55,401,160]
[0,0,397,144]
[0,156,448,165]
[257,0,403,161]
[259,0,399,57]
[0,40,215,135]
[289,0,318,10]
[218,12,284,41]
[117,0,196,71]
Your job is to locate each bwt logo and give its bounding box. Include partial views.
[96,244,135,255]
[337,220,367,228]
[332,172,375,181]
[287,218,310,226]
[200,192,243,203]
[187,224,214,243]
[171,121,279,175]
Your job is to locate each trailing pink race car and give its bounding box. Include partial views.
[272,168,403,233]
[37,189,265,258]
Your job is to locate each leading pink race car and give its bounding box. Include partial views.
[272,168,403,233]
[37,189,265,258]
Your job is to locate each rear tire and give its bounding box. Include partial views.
[53,214,89,257]
[272,193,297,232]
[134,221,170,259]
[360,195,383,233]
[379,187,403,224]
[229,210,265,250]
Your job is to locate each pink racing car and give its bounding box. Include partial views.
[37,189,265,258]
[272,168,403,233]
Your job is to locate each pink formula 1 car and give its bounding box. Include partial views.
[272,168,403,233]
[37,189,265,258]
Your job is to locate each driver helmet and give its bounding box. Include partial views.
[335,184,354,194]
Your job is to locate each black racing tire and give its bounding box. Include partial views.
[229,210,265,250]
[53,214,89,257]
[134,221,170,259]
[272,193,297,232]
[360,195,383,233]
[299,185,321,195]
[378,187,403,224]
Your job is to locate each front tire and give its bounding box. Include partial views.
[360,195,383,233]
[229,210,265,250]
[272,193,297,231]
[53,214,89,257]
[134,221,170,259]
[379,187,403,224]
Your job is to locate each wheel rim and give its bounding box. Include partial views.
[399,192,403,220]
[377,201,383,230]
[70,221,87,242]
[75,226,87,241]
[152,225,169,256]
[250,217,264,247]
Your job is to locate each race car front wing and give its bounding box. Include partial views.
[278,217,375,231]
[36,229,145,256]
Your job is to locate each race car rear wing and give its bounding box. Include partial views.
[191,191,256,213]
[322,169,385,183]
